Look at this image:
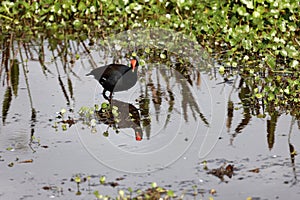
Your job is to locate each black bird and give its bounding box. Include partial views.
[87,58,139,99]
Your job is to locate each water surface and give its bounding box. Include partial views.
[0,38,299,199]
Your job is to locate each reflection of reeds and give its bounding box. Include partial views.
[1,34,19,124]
[226,100,234,133]
[0,35,38,150]
[2,33,299,143]
[18,41,37,152]
[1,34,213,142]
[288,116,297,185]
[2,86,12,124]
[138,61,210,132]
[226,75,299,153]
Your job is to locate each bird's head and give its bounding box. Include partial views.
[135,131,142,141]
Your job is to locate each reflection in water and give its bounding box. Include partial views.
[1,35,299,153]
[1,49,38,151]
[288,117,298,185]
[95,99,143,141]
[1,34,300,197]
[235,79,252,134]
[1,33,211,146]
[135,63,210,139]
[138,94,151,140]
[267,109,278,150]
[229,78,252,145]
[82,55,211,142]
[225,75,299,155]
[226,100,234,133]
[2,86,12,124]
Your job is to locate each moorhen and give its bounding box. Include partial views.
[87,58,139,100]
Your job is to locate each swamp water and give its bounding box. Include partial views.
[0,32,299,199]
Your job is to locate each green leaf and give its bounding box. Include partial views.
[112,106,118,111]
[167,190,175,197]
[280,49,287,57]
[255,93,263,99]
[90,119,96,126]
[284,87,290,94]
[94,104,100,111]
[266,55,276,69]
[101,102,109,109]
[151,182,157,188]
[60,108,67,115]
[237,6,248,16]
[100,176,106,184]
[160,53,166,59]
[290,60,299,68]
[241,0,254,9]
[242,39,252,50]
[74,176,81,183]
[252,11,260,18]
[6,147,14,151]
[61,124,67,131]
[78,2,86,11]
[49,15,54,21]
[118,190,125,197]
[145,47,151,53]
[73,19,82,29]
[278,20,286,32]
[219,66,225,74]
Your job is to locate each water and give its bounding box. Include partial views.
[0,39,299,199]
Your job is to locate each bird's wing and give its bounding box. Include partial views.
[100,67,124,85]
[86,65,108,81]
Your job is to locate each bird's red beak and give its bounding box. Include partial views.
[130,59,137,72]
[135,132,142,141]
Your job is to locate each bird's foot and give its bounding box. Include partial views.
[102,91,113,102]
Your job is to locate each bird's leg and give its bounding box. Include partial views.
[109,92,113,101]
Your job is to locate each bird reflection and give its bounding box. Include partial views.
[95,99,143,141]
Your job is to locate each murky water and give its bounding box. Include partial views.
[0,37,300,199]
